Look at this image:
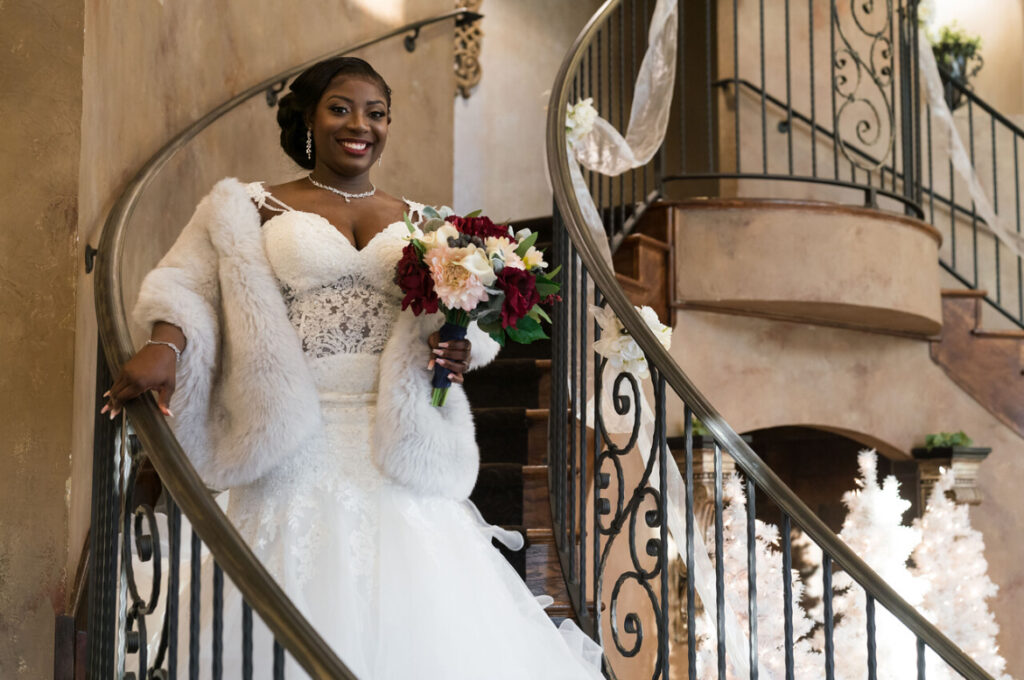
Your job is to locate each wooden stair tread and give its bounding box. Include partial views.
[940,288,989,298]
[973,328,1024,339]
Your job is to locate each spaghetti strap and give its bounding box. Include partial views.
[245,181,296,214]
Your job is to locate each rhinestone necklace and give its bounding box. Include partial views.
[307,175,376,203]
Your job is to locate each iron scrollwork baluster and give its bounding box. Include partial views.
[832,0,896,172]
[594,360,668,678]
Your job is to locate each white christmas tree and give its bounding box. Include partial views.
[695,474,820,680]
[912,468,1012,680]
[831,450,924,680]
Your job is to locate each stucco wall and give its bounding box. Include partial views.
[0,1,84,676]
[453,0,603,219]
[69,0,457,602]
[667,309,1024,675]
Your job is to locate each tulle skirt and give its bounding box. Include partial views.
[138,394,602,679]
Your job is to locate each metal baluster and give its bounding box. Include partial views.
[927,106,934,224]
[579,262,589,618]
[993,117,1001,303]
[950,158,957,269]
[597,28,605,236]
[212,564,223,680]
[866,594,878,680]
[706,0,714,172]
[242,601,253,680]
[592,286,604,635]
[823,554,835,680]
[657,374,669,680]
[917,637,927,680]
[781,513,794,680]
[830,0,839,180]
[714,443,727,680]
[759,0,767,174]
[888,0,897,194]
[567,238,577,551]
[1015,135,1022,322]
[969,99,979,287]
[168,500,181,680]
[785,0,793,175]
[189,529,201,679]
[631,0,638,207]
[734,0,740,174]
[273,640,285,680]
[747,478,759,680]
[808,0,817,177]
[684,406,697,680]
[618,2,626,237]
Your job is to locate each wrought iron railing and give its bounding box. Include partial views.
[86,9,480,678]
[921,74,1024,328]
[546,0,997,678]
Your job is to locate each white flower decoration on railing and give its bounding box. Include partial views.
[590,304,672,380]
[566,98,598,148]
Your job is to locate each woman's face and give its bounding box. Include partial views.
[309,75,390,178]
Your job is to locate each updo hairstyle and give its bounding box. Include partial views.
[277,56,392,170]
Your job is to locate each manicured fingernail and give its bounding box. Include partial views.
[427,359,435,370]
[437,358,446,366]
[163,409,175,418]
[100,404,110,414]
[439,342,449,348]
[109,410,117,420]
[448,373,456,380]
[433,348,444,355]
[103,390,110,397]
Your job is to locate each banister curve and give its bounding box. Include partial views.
[544,1,994,678]
[92,10,477,678]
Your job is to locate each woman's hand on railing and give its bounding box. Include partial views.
[102,321,184,418]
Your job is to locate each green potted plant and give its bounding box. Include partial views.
[930,23,984,111]
[912,430,989,459]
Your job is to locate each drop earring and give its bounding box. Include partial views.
[377,151,383,168]
[306,129,312,160]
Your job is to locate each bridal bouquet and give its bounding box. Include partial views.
[395,206,561,406]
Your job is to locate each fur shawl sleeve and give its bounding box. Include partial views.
[133,178,322,490]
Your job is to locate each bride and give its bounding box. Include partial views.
[104,56,604,679]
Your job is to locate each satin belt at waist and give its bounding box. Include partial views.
[318,391,378,406]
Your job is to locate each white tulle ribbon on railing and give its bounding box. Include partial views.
[918,28,1024,259]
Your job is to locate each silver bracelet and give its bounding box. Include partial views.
[146,339,182,362]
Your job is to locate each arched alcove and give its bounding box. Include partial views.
[742,426,920,533]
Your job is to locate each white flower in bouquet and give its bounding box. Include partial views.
[458,247,497,286]
[484,236,526,271]
[522,246,547,270]
[566,98,598,147]
[591,304,672,380]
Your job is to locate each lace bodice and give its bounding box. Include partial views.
[248,181,421,394]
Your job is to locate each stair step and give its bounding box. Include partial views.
[464,358,550,408]
[522,464,553,527]
[471,463,522,526]
[474,407,530,465]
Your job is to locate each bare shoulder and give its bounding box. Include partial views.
[373,190,414,222]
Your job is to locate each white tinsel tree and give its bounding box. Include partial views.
[912,468,1012,680]
[831,450,923,680]
[695,474,820,680]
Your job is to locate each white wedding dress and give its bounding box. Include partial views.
[157,184,603,679]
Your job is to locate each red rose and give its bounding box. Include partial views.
[496,266,540,328]
[395,243,439,315]
[446,215,511,240]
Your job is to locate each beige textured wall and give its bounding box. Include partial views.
[666,309,1024,675]
[453,0,604,219]
[0,1,84,676]
[70,0,456,595]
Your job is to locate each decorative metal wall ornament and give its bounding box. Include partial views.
[454,0,483,98]
[831,0,897,172]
